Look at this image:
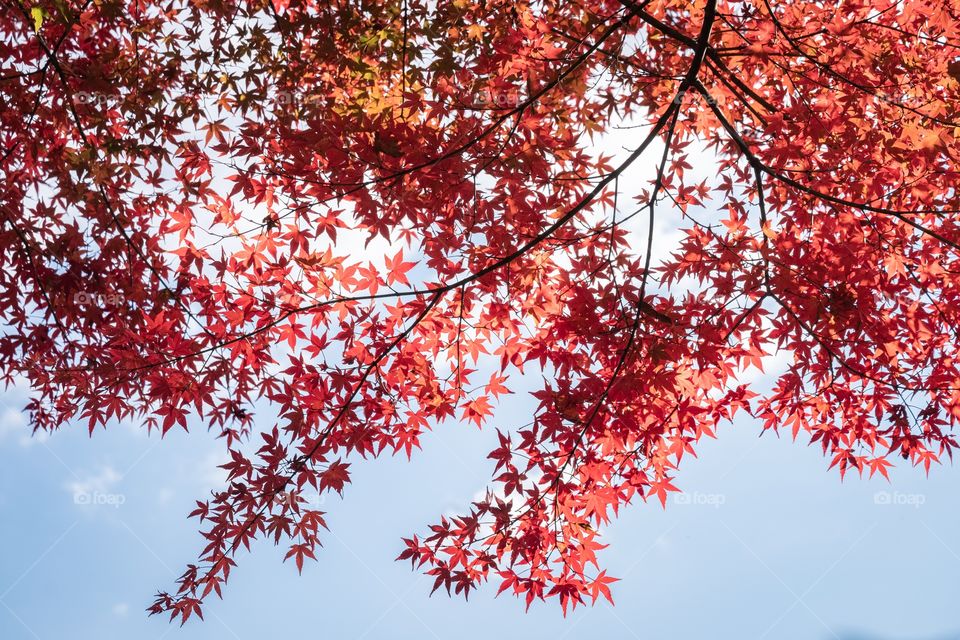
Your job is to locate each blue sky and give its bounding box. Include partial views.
[1,366,959,640]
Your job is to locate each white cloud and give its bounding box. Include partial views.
[157,487,175,505]
[195,448,231,494]
[0,406,48,448]
[0,406,26,443]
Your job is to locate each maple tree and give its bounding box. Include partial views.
[2,0,960,621]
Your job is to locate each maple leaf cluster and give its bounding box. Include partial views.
[2,0,959,622]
